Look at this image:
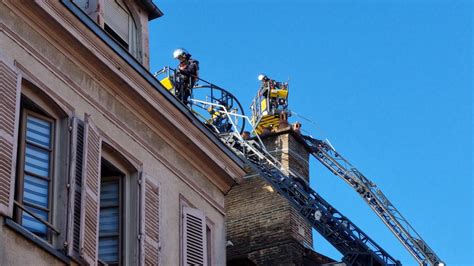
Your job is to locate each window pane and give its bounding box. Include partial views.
[18,114,53,240]
[25,144,50,177]
[22,207,48,238]
[99,179,120,264]
[104,0,130,43]
[99,208,119,234]
[26,116,51,148]
[99,236,119,263]
[101,181,119,206]
[23,174,49,208]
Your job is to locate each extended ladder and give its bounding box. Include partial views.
[303,137,444,266]
[222,131,400,266]
[155,71,440,265]
[191,99,400,266]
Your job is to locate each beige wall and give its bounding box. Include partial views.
[0,218,66,266]
[0,1,240,265]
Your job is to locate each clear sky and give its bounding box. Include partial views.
[148,0,472,265]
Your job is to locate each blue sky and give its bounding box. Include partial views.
[149,0,472,265]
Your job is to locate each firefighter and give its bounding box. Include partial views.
[173,48,199,105]
[206,101,233,133]
[257,74,287,113]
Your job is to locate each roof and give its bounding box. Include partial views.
[138,0,163,20]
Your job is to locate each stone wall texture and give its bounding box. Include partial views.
[226,131,314,265]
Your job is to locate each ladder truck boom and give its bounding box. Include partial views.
[246,73,443,266]
[190,97,400,265]
[154,69,444,265]
[188,95,400,265]
[220,131,401,266]
[303,136,444,266]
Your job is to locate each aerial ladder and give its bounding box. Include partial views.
[155,67,398,265]
[249,75,445,266]
[154,69,443,266]
[217,125,400,266]
[302,137,444,266]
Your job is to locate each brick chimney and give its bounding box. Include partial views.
[226,127,314,265]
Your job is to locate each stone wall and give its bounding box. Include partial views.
[226,130,314,265]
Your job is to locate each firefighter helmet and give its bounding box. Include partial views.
[258,74,268,81]
[173,48,189,59]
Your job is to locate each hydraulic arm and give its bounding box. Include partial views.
[155,69,443,265]
[303,137,444,266]
[218,129,400,266]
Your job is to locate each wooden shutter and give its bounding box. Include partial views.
[104,0,130,43]
[79,114,102,265]
[140,173,160,265]
[183,207,207,266]
[0,57,21,217]
[67,117,85,256]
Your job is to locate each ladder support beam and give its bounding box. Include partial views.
[303,136,444,266]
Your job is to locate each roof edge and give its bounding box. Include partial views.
[59,0,246,176]
[138,0,163,20]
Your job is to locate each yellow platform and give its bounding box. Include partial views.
[160,76,174,91]
[269,89,288,98]
[255,114,280,135]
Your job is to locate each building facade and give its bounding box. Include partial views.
[0,0,245,265]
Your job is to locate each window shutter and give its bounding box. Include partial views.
[140,173,160,265]
[183,207,207,266]
[79,114,102,265]
[104,0,130,43]
[67,117,85,256]
[0,57,21,217]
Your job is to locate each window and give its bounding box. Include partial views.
[99,159,124,265]
[3,77,70,260]
[72,0,140,60]
[104,24,129,50]
[1,56,71,261]
[103,0,134,51]
[12,86,69,244]
[96,145,141,266]
[15,111,55,240]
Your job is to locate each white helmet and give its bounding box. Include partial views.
[173,48,188,59]
[258,74,267,81]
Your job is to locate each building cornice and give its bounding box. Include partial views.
[138,0,164,20]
